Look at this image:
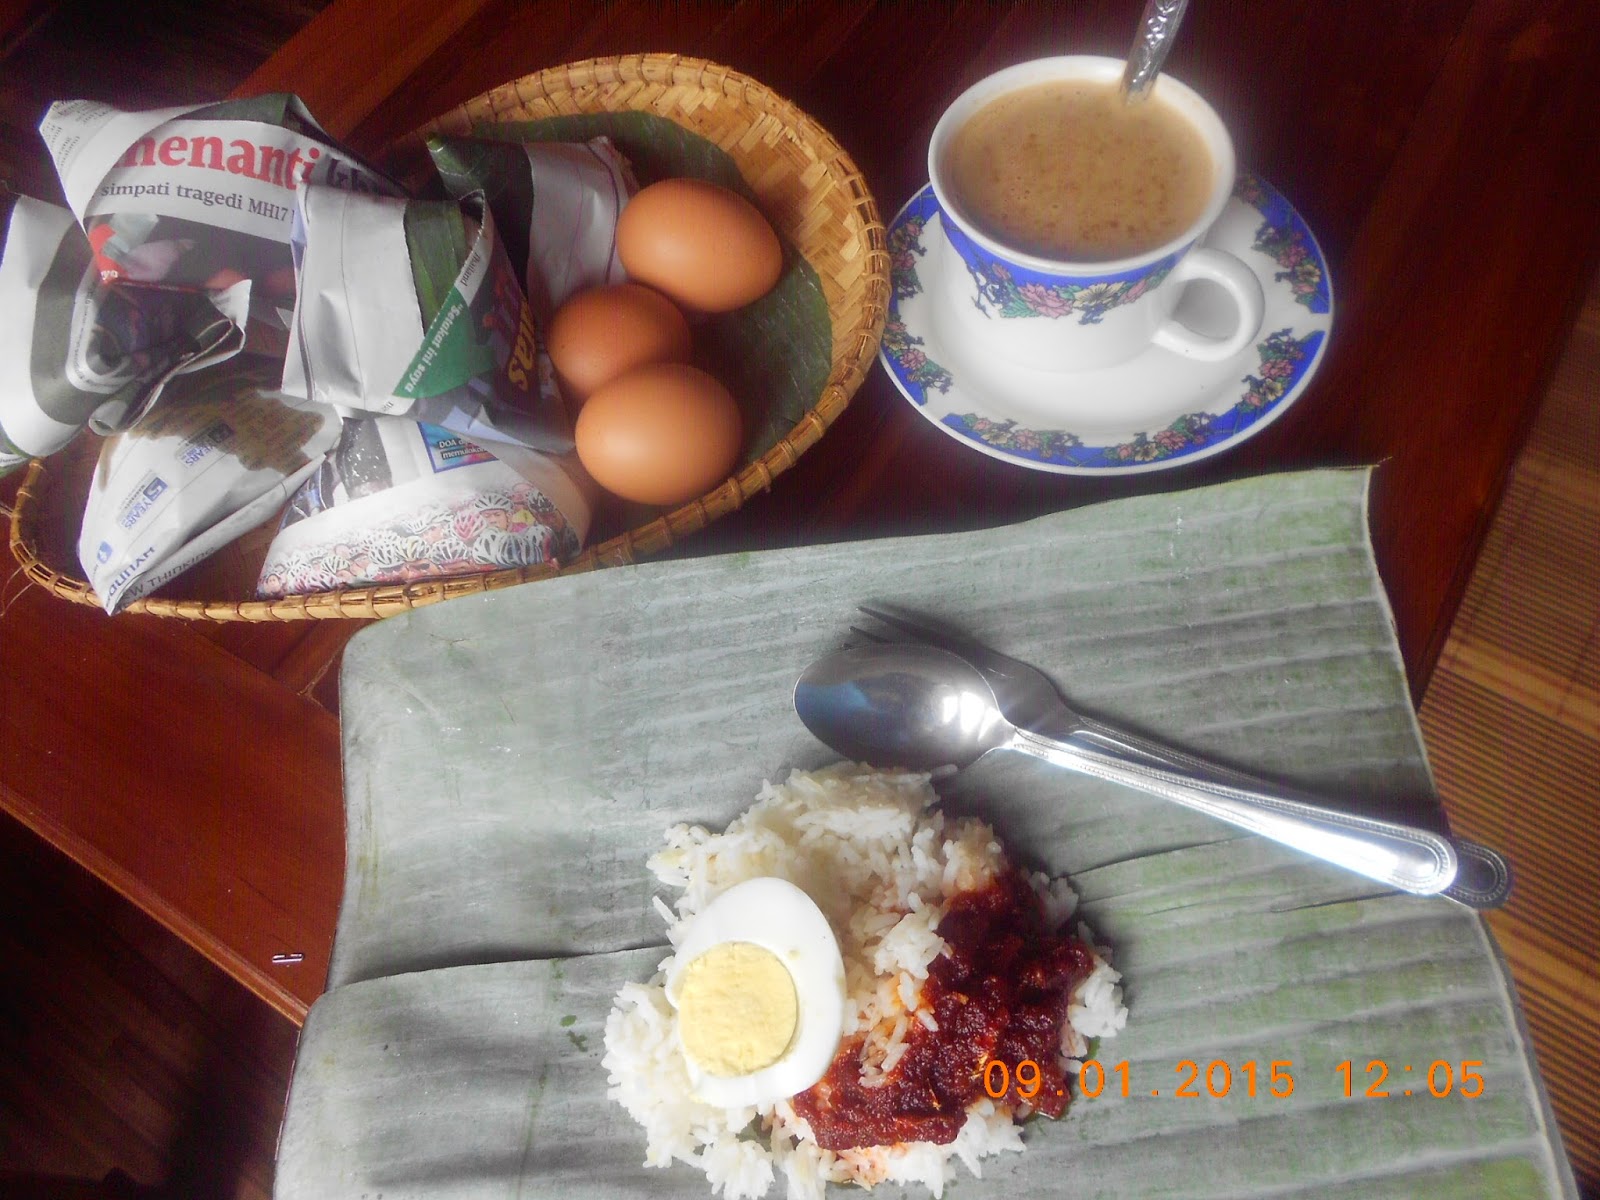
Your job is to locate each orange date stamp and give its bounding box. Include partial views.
[983,1058,1486,1100]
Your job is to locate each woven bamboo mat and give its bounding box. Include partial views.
[1420,274,1600,1196]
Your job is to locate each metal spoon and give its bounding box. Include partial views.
[794,641,1461,897]
[1120,0,1192,101]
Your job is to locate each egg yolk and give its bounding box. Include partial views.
[676,942,798,1077]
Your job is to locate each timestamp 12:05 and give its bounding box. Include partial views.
[1336,1059,1485,1098]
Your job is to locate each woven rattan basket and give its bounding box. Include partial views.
[6,55,888,620]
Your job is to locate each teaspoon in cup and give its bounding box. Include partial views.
[1121,0,1193,101]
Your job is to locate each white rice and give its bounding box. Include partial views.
[603,764,1127,1200]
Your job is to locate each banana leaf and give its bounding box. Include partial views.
[275,468,1574,1198]
[401,196,472,327]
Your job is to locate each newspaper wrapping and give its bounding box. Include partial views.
[255,418,593,598]
[37,94,401,338]
[0,195,250,476]
[427,135,635,325]
[279,186,573,453]
[78,361,341,614]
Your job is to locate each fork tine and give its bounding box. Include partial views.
[858,604,996,665]
[857,604,949,640]
[847,625,890,643]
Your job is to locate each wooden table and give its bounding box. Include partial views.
[2,0,1596,1027]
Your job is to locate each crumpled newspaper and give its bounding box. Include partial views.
[78,360,341,614]
[428,134,635,325]
[279,186,573,454]
[256,416,593,598]
[0,195,249,476]
[38,93,401,337]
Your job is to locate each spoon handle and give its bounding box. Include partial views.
[1007,726,1459,895]
[1121,0,1192,100]
[1069,715,1510,908]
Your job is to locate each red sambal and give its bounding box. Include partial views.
[793,867,1095,1150]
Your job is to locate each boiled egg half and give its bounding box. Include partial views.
[665,876,846,1108]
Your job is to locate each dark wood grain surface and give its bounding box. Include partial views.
[3,0,1598,1025]
[0,810,294,1197]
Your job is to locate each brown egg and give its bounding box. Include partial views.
[617,178,783,313]
[574,363,743,507]
[546,283,692,402]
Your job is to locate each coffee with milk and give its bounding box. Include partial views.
[946,78,1213,263]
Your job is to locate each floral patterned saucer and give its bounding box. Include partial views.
[879,175,1333,473]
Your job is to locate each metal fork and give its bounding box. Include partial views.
[855,605,1512,909]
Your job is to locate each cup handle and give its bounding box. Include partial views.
[1150,248,1265,362]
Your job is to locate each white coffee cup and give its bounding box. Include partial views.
[928,56,1264,373]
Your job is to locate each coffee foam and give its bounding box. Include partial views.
[947,79,1213,262]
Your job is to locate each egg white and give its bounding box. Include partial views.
[664,876,847,1108]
